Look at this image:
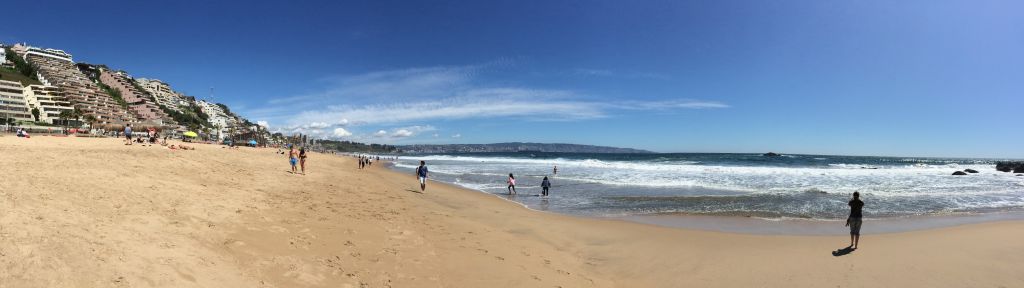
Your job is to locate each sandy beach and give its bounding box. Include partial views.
[1,136,1022,288]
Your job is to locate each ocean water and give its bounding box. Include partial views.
[389,153,1024,219]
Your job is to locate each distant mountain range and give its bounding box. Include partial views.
[398,142,652,154]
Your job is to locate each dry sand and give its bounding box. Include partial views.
[1,136,1022,287]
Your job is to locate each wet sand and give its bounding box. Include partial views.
[1,136,1022,287]
[621,211,1024,235]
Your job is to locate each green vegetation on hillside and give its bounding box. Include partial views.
[0,68,41,86]
[96,82,129,109]
[4,47,38,81]
[160,102,210,131]
[318,139,400,153]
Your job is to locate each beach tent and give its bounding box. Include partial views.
[183,131,198,138]
[248,140,258,146]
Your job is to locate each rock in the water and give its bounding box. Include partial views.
[763,152,781,157]
[952,171,968,175]
[996,161,1024,172]
[964,169,979,173]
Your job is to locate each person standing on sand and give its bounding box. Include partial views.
[845,191,864,249]
[507,173,517,195]
[416,161,429,192]
[288,146,299,174]
[124,124,133,145]
[299,147,308,175]
[541,176,551,197]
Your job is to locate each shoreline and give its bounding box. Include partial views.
[383,161,1024,235]
[3,136,1023,287]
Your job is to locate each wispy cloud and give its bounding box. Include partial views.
[249,62,725,141]
[573,68,671,80]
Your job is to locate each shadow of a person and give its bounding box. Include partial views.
[831,246,856,257]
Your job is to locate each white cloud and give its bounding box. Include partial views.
[256,120,269,127]
[613,99,730,110]
[333,127,352,137]
[452,133,461,138]
[307,122,330,129]
[392,129,414,138]
[247,63,726,138]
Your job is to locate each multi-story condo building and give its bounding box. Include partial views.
[197,100,237,139]
[136,78,189,110]
[23,84,73,124]
[99,69,170,125]
[11,44,133,124]
[0,79,33,122]
[0,47,12,69]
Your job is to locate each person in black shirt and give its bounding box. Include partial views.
[845,191,864,249]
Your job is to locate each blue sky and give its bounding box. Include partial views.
[4,1,1022,157]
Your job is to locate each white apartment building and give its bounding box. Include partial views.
[0,79,33,122]
[136,78,189,110]
[23,85,73,124]
[197,100,236,139]
[0,48,11,69]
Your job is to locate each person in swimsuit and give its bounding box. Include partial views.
[541,176,551,197]
[507,173,517,195]
[415,161,428,192]
[288,146,298,174]
[299,147,307,175]
[846,191,865,249]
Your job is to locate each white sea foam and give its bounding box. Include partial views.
[400,156,1019,197]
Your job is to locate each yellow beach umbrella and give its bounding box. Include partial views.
[183,131,199,138]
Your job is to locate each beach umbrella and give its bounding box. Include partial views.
[183,131,198,138]
[248,139,257,145]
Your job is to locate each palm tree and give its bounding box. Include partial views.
[71,108,84,128]
[84,115,98,133]
[58,110,73,129]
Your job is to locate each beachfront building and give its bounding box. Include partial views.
[0,79,33,123]
[135,78,189,110]
[0,47,12,70]
[12,44,133,125]
[98,69,171,125]
[197,99,236,140]
[23,84,73,124]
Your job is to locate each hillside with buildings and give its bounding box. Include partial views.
[1,42,268,144]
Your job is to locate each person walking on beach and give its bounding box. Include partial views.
[541,176,551,197]
[299,147,307,175]
[845,191,864,249]
[507,173,517,195]
[288,146,299,174]
[416,161,429,192]
[553,165,558,175]
[124,124,133,145]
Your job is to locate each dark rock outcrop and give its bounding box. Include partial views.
[996,161,1024,173]
[952,171,968,175]
[763,152,782,157]
[964,169,979,173]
